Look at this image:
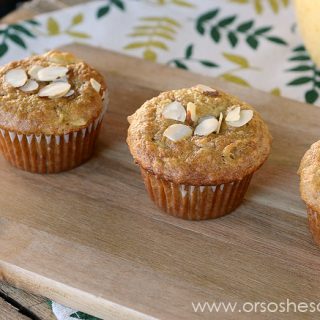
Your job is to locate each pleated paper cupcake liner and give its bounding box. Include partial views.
[0,94,109,173]
[140,168,253,220]
[307,206,320,246]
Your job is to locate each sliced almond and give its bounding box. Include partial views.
[227,110,253,127]
[216,112,223,134]
[4,68,27,87]
[53,76,68,83]
[28,65,43,80]
[19,79,39,92]
[47,51,76,65]
[37,66,68,81]
[38,82,71,98]
[163,124,192,142]
[162,101,186,122]
[196,84,218,96]
[186,102,198,123]
[65,89,75,97]
[198,115,214,123]
[90,78,101,92]
[194,116,218,136]
[226,106,241,122]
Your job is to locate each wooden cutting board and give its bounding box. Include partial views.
[0,44,319,320]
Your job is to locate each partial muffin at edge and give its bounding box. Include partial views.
[299,140,320,213]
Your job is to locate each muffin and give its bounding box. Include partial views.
[298,141,320,246]
[0,50,107,173]
[127,85,272,220]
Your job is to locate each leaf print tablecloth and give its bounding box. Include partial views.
[0,0,319,319]
[1,0,319,106]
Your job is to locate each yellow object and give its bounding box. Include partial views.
[294,0,320,67]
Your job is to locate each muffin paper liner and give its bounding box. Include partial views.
[307,206,320,246]
[140,168,253,220]
[0,93,108,173]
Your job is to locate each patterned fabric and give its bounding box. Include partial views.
[51,301,103,320]
[1,0,318,319]
[0,0,319,105]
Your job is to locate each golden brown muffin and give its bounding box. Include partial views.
[0,50,106,135]
[0,50,108,173]
[299,141,320,246]
[127,85,272,220]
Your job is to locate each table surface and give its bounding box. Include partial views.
[0,2,93,320]
[1,1,320,320]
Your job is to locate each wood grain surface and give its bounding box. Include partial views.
[0,299,29,320]
[0,1,95,319]
[0,44,320,320]
[0,282,56,320]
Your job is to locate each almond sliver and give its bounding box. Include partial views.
[196,84,216,93]
[38,66,68,81]
[19,79,39,92]
[186,102,198,122]
[90,78,101,92]
[216,112,223,134]
[194,116,218,136]
[162,101,186,122]
[65,89,75,97]
[38,82,71,98]
[53,76,68,83]
[28,65,43,80]
[226,106,241,122]
[47,52,76,65]
[163,124,192,142]
[5,68,28,87]
[227,110,253,127]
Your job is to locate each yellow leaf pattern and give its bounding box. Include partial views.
[125,16,181,61]
[47,17,60,35]
[220,73,251,87]
[46,14,90,39]
[223,53,249,68]
[231,0,290,14]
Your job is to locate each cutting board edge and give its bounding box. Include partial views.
[0,259,155,320]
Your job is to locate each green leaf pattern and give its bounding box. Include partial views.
[70,311,102,320]
[0,21,36,56]
[0,2,315,106]
[196,8,287,49]
[287,45,320,104]
[97,0,125,18]
[167,43,219,70]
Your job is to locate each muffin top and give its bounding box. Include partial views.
[127,85,272,185]
[299,141,320,212]
[0,50,106,135]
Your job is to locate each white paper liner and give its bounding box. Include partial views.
[141,168,253,220]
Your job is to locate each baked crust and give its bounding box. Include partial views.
[127,86,272,185]
[299,140,320,212]
[0,50,106,135]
